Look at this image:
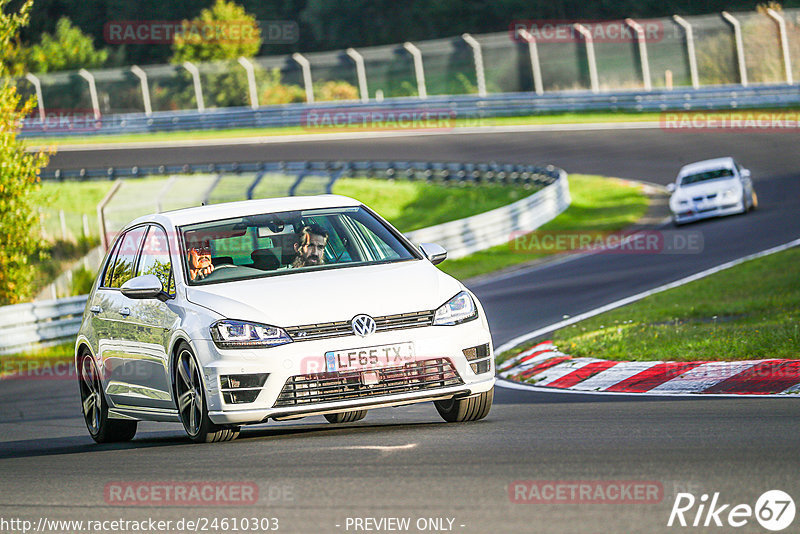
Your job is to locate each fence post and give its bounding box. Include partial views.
[130,65,152,116]
[403,42,428,98]
[572,24,599,93]
[625,18,652,91]
[346,48,369,102]
[97,180,123,251]
[721,11,748,87]
[292,53,314,103]
[461,33,487,97]
[673,15,700,89]
[237,56,260,108]
[24,73,45,121]
[182,61,205,111]
[78,69,101,119]
[516,29,544,95]
[766,8,793,85]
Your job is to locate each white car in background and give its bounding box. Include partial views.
[668,157,757,225]
[75,196,495,443]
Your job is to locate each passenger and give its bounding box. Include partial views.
[187,242,214,281]
[292,224,328,268]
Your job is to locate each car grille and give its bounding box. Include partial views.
[284,310,435,341]
[273,358,463,407]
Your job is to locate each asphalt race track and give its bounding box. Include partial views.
[1,127,799,533]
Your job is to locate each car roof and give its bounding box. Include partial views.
[678,157,736,177]
[124,195,363,230]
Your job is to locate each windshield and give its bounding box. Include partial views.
[679,167,735,186]
[180,206,418,285]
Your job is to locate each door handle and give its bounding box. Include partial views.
[90,305,102,314]
[120,307,131,317]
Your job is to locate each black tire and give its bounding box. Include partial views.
[750,191,758,211]
[173,343,240,443]
[434,387,493,423]
[324,410,368,424]
[78,352,137,443]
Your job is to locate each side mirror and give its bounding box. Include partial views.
[121,274,166,301]
[419,243,447,265]
[741,168,751,179]
[666,183,676,193]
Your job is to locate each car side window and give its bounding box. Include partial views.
[107,226,147,289]
[101,237,123,288]
[136,225,175,294]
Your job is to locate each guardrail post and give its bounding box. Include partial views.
[625,18,652,91]
[237,56,260,108]
[97,180,123,250]
[403,42,428,98]
[721,11,748,87]
[572,24,599,93]
[130,65,152,116]
[24,73,45,121]
[156,175,178,213]
[182,61,205,111]
[461,33,487,97]
[673,15,700,89]
[78,69,101,119]
[346,48,369,102]
[516,29,544,95]
[292,53,314,103]
[766,8,793,84]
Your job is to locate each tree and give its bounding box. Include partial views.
[171,0,261,63]
[0,0,50,305]
[28,16,108,73]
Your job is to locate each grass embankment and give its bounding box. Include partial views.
[22,110,680,148]
[502,247,800,364]
[438,174,648,280]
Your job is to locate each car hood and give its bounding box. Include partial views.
[674,178,739,199]
[185,260,462,327]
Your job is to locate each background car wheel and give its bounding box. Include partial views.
[750,191,758,211]
[174,343,239,443]
[78,352,137,443]
[324,410,368,424]
[434,387,493,423]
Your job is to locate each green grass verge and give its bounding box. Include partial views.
[438,174,648,280]
[502,247,800,363]
[21,110,681,147]
[0,343,75,378]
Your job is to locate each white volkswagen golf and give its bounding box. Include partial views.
[75,195,495,443]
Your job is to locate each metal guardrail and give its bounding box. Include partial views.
[2,161,568,353]
[0,296,87,355]
[21,84,800,139]
[40,159,563,186]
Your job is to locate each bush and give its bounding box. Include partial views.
[314,80,359,101]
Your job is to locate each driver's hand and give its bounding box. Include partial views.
[196,265,214,280]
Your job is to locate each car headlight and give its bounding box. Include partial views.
[211,320,292,349]
[433,291,478,326]
[722,188,738,200]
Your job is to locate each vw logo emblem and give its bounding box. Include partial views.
[351,314,376,337]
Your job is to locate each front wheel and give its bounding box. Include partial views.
[434,387,493,423]
[174,344,239,443]
[78,352,137,443]
[750,190,758,211]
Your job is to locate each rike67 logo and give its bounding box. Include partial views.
[668,490,795,531]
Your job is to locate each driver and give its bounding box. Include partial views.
[187,241,214,281]
[291,225,328,268]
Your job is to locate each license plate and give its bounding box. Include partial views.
[325,342,415,373]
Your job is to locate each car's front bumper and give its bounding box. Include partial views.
[671,200,744,224]
[190,320,494,426]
